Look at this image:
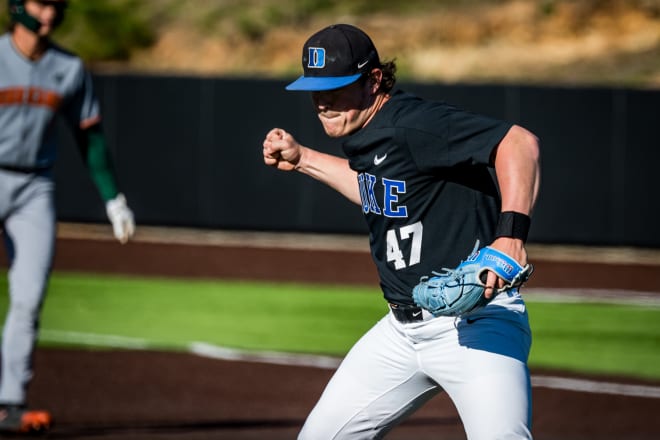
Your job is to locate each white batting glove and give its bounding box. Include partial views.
[105,193,135,244]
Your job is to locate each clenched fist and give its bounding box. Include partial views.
[263,128,304,171]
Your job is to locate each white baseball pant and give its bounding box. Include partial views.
[299,290,533,439]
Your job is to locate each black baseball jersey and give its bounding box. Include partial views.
[342,90,513,305]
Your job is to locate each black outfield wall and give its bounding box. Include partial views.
[53,75,660,248]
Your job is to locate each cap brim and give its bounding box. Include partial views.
[285,73,362,91]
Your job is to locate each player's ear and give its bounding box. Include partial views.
[368,69,383,94]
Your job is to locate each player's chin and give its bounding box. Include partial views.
[37,24,55,36]
[319,120,345,138]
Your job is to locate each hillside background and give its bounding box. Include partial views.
[2,0,660,88]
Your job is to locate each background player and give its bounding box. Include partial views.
[263,24,541,439]
[0,0,135,433]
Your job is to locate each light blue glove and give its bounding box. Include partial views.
[412,241,533,316]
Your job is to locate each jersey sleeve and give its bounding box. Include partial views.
[63,66,101,130]
[404,103,512,173]
[62,63,118,201]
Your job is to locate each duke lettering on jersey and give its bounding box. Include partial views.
[357,172,408,218]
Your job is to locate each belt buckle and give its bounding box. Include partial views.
[389,304,425,323]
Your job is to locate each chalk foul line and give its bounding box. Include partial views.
[531,375,660,399]
[38,330,660,399]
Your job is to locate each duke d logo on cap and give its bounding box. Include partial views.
[307,47,326,68]
[286,24,380,91]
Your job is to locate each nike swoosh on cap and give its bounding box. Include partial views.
[357,59,370,69]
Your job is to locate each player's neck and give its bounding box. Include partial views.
[11,26,49,61]
[362,93,391,128]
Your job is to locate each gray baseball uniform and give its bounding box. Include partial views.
[0,32,99,405]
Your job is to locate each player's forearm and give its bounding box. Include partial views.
[494,125,541,216]
[296,146,361,205]
[78,125,120,202]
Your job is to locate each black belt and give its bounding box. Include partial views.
[389,303,425,323]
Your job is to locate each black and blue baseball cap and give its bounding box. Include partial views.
[286,24,380,91]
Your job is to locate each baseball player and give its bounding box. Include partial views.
[263,24,541,439]
[0,0,135,433]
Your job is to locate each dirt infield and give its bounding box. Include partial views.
[5,224,660,439]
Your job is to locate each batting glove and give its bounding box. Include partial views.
[105,193,135,244]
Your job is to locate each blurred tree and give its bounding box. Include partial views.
[54,0,155,62]
[0,0,155,62]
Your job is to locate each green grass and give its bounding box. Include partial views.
[527,302,660,379]
[0,272,387,355]
[1,272,659,380]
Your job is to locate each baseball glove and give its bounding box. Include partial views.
[412,241,533,317]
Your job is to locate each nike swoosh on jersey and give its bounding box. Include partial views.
[373,153,387,165]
